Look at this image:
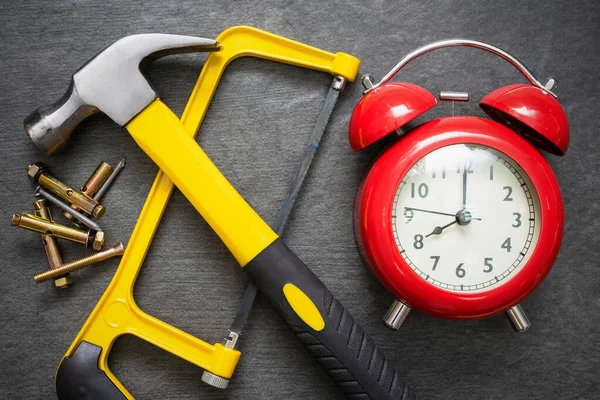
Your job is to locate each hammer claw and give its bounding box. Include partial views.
[124,34,221,61]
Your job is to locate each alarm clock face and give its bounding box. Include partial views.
[392,144,541,292]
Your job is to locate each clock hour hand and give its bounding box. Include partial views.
[425,220,457,238]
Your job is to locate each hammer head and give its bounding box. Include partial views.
[25,34,220,155]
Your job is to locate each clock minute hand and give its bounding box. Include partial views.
[462,161,468,209]
[404,207,482,221]
[404,207,456,218]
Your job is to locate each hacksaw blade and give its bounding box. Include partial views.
[226,76,347,345]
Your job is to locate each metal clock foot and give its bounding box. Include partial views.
[383,300,411,330]
[506,304,531,332]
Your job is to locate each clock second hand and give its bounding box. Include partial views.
[404,206,482,221]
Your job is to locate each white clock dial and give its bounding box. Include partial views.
[391,144,541,292]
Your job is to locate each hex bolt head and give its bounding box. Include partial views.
[54,276,73,289]
[27,162,46,182]
[92,231,105,250]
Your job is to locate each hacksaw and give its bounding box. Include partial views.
[55,26,359,399]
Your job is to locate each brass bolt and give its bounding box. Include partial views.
[82,162,113,197]
[27,162,106,219]
[33,200,61,267]
[36,186,102,232]
[34,242,125,283]
[94,158,125,201]
[33,199,72,289]
[12,212,94,247]
[11,213,21,226]
[64,161,113,222]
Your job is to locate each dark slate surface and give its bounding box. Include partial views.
[0,1,598,399]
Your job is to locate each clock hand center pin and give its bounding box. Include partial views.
[425,209,479,238]
[456,208,473,226]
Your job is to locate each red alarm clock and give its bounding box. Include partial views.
[349,39,569,332]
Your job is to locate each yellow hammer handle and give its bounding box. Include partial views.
[127,99,278,266]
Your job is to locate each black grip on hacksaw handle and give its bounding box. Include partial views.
[245,239,416,400]
[56,341,127,399]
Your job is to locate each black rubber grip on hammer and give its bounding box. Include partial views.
[245,239,416,400]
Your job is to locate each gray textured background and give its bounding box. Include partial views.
[1,1,599,399]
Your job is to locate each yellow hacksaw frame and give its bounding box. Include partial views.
[57,25,359,398]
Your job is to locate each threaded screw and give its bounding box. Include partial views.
[33,199,72,289]
[34,242,124,283]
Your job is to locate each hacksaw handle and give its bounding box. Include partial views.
[127,100,415,399]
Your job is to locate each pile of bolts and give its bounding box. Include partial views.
[11,159,126,288]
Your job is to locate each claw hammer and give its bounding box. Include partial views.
[25,29,415,400]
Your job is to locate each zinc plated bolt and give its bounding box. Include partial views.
[27,162,106,219]
[94,158,125,201]
[11,212,104,250]
[81,161,113,197]
[33,199,72,289]
[34,242,125,283]
[64,161,113,223]
[35,186,102,232]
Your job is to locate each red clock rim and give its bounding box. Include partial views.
[357,116,563,320]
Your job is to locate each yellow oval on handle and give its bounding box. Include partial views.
[283,284,325,331]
